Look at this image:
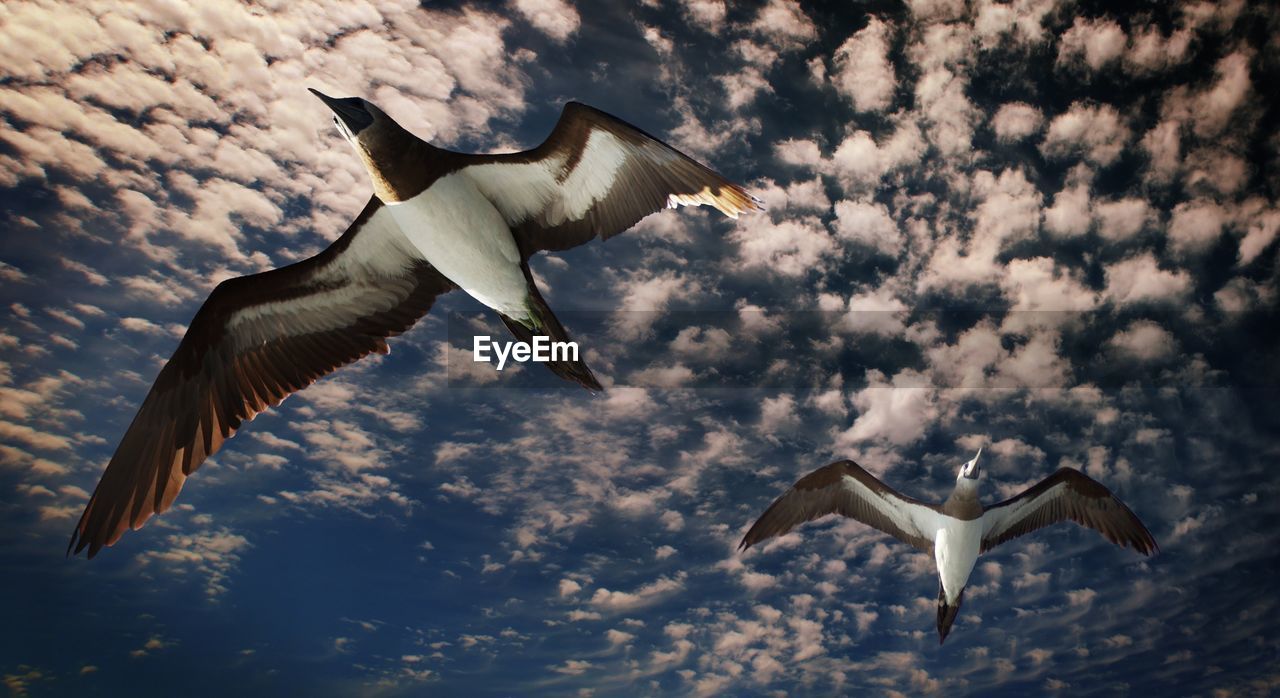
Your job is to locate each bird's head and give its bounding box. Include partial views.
[310,89,418,200]
[957,447,982,484]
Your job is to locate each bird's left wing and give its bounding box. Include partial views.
[740,460,942,553]
[459,101,762,257]
[980,468,1159,555]
[70,198,455,558]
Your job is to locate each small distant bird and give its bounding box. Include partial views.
[739,449,1158,643]
[68,92,761,558]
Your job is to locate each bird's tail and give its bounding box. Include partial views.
[498,263,602,392]
[937,585,965,644]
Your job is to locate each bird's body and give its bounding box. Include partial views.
[384,172,529,318]
[740,449,1158,642]
[934,511,982,604]
[68,91,762,558]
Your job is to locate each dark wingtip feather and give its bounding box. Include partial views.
[936,586,963,644]
[502,264,603,393]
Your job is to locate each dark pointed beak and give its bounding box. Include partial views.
[309,88,374,134]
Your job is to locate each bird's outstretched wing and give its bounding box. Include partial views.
[460,101,763,257]
[980,468,1159,555]
[740,460,942,553]
[70,197,454,558]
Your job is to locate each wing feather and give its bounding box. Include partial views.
[980,468,1158,555]
[69,198,455,558]
[740,460,941,554]
[463,102,762,257]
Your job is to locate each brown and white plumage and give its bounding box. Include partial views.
[981,468,1158,555]
[739,460,942,553]
[463,101,761,257]
[740,452,1158,642]
[70,199,454,558]
[312,91,761,389]
[71,94,762,557]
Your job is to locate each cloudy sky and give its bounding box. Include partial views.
[2,0,1279,695]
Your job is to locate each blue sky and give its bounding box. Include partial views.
[2,0,1279,695]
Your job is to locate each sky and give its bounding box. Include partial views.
[2,0,1279,695]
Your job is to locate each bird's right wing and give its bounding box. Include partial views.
[70,197,455,558]
[740,460,942,553]
[980,468,1159,555]
[460,101,762,257]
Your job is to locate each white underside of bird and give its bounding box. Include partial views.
[839,468,980,604]
[385,173,530,320]
[741,448,1158,643]
[934,517,982,603]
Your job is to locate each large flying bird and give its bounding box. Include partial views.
[740,450,1158,642]
[69,93,761,557]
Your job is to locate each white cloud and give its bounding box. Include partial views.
[590,573,686,612]
[1236,203,1280,266]
[670,326,733,362]
[1056,17,1127,71]
[1094,198,1153,242]
[918,168,1042,293]
[549,659,594,675]
[843,287,908,337]
[774,139,825,169]
[1103,253,1193,307]
[1041,102,1130,166]
[1167,200,1227,256]
[837,369,937,447]
[1189,51,1253,138]
[916,67,980,156]
[907,0,965,23]
[829,120,927,190]
[1124,25,1192,75]
[1043,184,1091,238]
[1214,276,1274,313]
[1183,148,1250,196]
[832,199,901,255]
[994,330,1070,388]
[1065,587,1098,606]
[609,270,704,341]
[1108,321,1177,361]
[832,18,896,113]
[1001,257,1098,312]
[137,527,251,599]
[1141,120,1182,184]
[559,579,582,597]
[729,215,834,278]
[681,0,727,32]
[758,394,800,437]
[750,0,818,51]
[719,67,773,111]
[598,387,659,422]
[992,102,1044,143]
[510,0,580,43]
[119,316,186,339]
[973,0,1055,49]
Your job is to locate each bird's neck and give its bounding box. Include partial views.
[943,484,982,519]
[360,133,442,203]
